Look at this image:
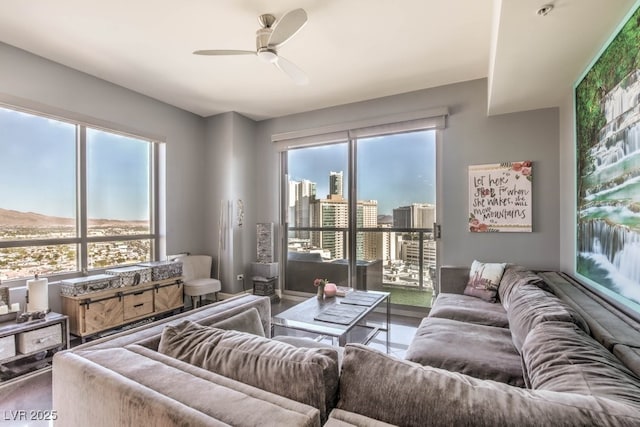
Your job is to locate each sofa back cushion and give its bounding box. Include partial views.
[209,307,265,337]
[522,321,640,410]
[507,283,590,352]
[498,265,545,310]
[158,320,339,423]
[65,346,321,427]
[337,344,640,427]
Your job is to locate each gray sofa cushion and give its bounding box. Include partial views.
[405,316,524,387]
[438,266,471,294]
[338,344,640,427]
[614,345,640,379]
[539,271,640,352]
[158,319,227,356]
[507,283,590,352]
[62,347,320,427]
[325,409,396,427]
[272,335,345,371]
[210,307,265,337]
[522,321,640,409]
[158,320,339,423]
[429,292,509,328]
[498,265,544,310]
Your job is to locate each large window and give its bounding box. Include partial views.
[282,125,439,309]
[0,105,159,284]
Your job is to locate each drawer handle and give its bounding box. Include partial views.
[132,291,144,296]
[36,337,52,344]
[133,303,144,308]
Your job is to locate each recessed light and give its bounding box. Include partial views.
[536,4,554,16]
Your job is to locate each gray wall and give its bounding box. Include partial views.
[254,79,561,270]
[204,112,256,293]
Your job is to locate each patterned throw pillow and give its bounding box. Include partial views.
[463,260,507,302]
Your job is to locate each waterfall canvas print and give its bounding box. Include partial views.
[575,3,640,310]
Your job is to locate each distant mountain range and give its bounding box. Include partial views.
[0,208,145,227]
[378,214,393,224]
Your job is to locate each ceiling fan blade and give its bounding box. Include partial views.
[268,8,307,48]
[274,56,308,85]
[193,50,255,56]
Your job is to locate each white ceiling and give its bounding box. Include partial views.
[0,0,636,120]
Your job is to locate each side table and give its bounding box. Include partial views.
[0,312,70,387]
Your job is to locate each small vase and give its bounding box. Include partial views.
[317,284,325,299]
[324,283,337,297]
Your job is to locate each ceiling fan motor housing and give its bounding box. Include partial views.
[256,27,272,50]
[256,27,277,62]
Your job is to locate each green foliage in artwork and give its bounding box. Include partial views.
[575,7,640,200]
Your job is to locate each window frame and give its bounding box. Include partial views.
[278,108,446,305]
[0,103,161,288]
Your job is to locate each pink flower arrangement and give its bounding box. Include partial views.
[313,278,328,287]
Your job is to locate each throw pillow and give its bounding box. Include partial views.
[158,308,265,354]
[158,319,226,357]
[463,260,506,302]
[157,321,339,424]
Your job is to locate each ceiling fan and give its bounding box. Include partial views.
[193,8,309,85]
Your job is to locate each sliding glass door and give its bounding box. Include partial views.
[355,131,436,307]
[284,143,351,293]
[282,129,437,309]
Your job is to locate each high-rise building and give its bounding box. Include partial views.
[393,203,435,228]
[309,194,378,260]
[329,171,343,198]
[358,200,379,260]
[311,197,348,258]
[289,179,316,239]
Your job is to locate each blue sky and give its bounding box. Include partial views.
[288,130,436,215]
[1,106,434,220]
[0,107,150,221]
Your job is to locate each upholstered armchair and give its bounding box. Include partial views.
[171,254,221,308]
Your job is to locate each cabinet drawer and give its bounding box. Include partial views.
[17,324,62,354]
[124,290,153,320]
[0,335,16,360]
[154,282,183,312]
[82,298,124,335]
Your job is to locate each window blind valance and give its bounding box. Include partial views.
[272,107,448,151]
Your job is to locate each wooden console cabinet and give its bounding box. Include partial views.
[0,312,69,385]
[61,278,183,338]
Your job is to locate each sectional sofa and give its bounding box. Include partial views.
[52,266,640,426]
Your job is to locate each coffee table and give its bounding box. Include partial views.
[271,290,390,353]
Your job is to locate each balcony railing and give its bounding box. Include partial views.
[286,226,436,307]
